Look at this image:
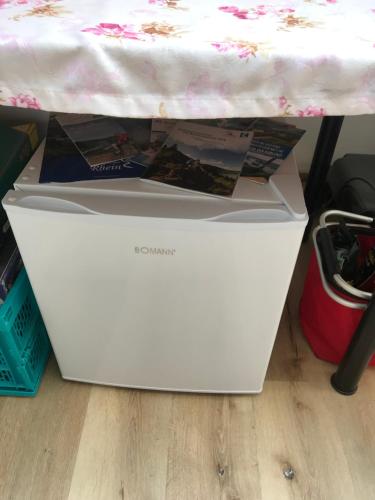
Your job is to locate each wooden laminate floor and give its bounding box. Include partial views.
[0,244,374,500]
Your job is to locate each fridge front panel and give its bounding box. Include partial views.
[4,198,305,393]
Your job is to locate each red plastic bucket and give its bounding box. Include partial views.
[300,246,375,366]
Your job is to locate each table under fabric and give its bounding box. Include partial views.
[0,0,375,119]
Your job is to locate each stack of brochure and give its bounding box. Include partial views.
[40,114,305,198]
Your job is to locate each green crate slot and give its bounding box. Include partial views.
[0,350,8,368]
[0,268,51,397]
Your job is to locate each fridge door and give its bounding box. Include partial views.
[3,191,306,393]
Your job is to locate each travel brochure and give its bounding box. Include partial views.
[242,119,305,177]
[57,114,153,169]
[150,117,304,179]
[191,117,304,177]
[40,115,151,183]
[144,122,252,197]
[40,114,305,196]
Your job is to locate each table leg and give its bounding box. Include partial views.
[303,116,344,240]
[331,294,375,395]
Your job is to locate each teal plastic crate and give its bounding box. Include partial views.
[0,268,51,396]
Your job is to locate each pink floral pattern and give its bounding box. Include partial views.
[0,0,32,7]
[82,21,180,40]
[82,23,145,41]
[63,61,122,98]
[185,73,232,116]
[279,95,326,117]
[4,0,67,21]
[219,5,295,21]
[0,0,63,7]
[219,4,319,30]
[0,0,374,119]
[8,93,40,109]
[297,105,326,117]
[212,40,264,59]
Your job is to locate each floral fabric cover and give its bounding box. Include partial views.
[0,0,375,118]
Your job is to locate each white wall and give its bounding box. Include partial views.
[285,115,375,173]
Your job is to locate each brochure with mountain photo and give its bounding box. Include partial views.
[151,117,305,180]
[143,122,253,197]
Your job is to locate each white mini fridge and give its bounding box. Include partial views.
[3,142,307,393]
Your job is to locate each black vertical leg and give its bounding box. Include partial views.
[303,116,344,240]
[331,295,375,395]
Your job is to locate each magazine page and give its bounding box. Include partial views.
[194,117,304,179]
[143,122,253,197]
[241,119,305,178]
[56,113,152,172]
[39,116,148,183]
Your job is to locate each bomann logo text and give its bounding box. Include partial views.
[135,246,176,256]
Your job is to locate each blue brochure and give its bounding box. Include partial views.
[39,116,151,183]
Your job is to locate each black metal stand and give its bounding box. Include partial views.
[303,116,344,240]
[331,294,375,395]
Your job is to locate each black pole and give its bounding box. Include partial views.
[331,294,375,395]
[303,116,344,241]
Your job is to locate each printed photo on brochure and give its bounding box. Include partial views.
[40,116,148,183]
[56,114,152,170]
[144,122,253,197]
[241,119,305,178]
